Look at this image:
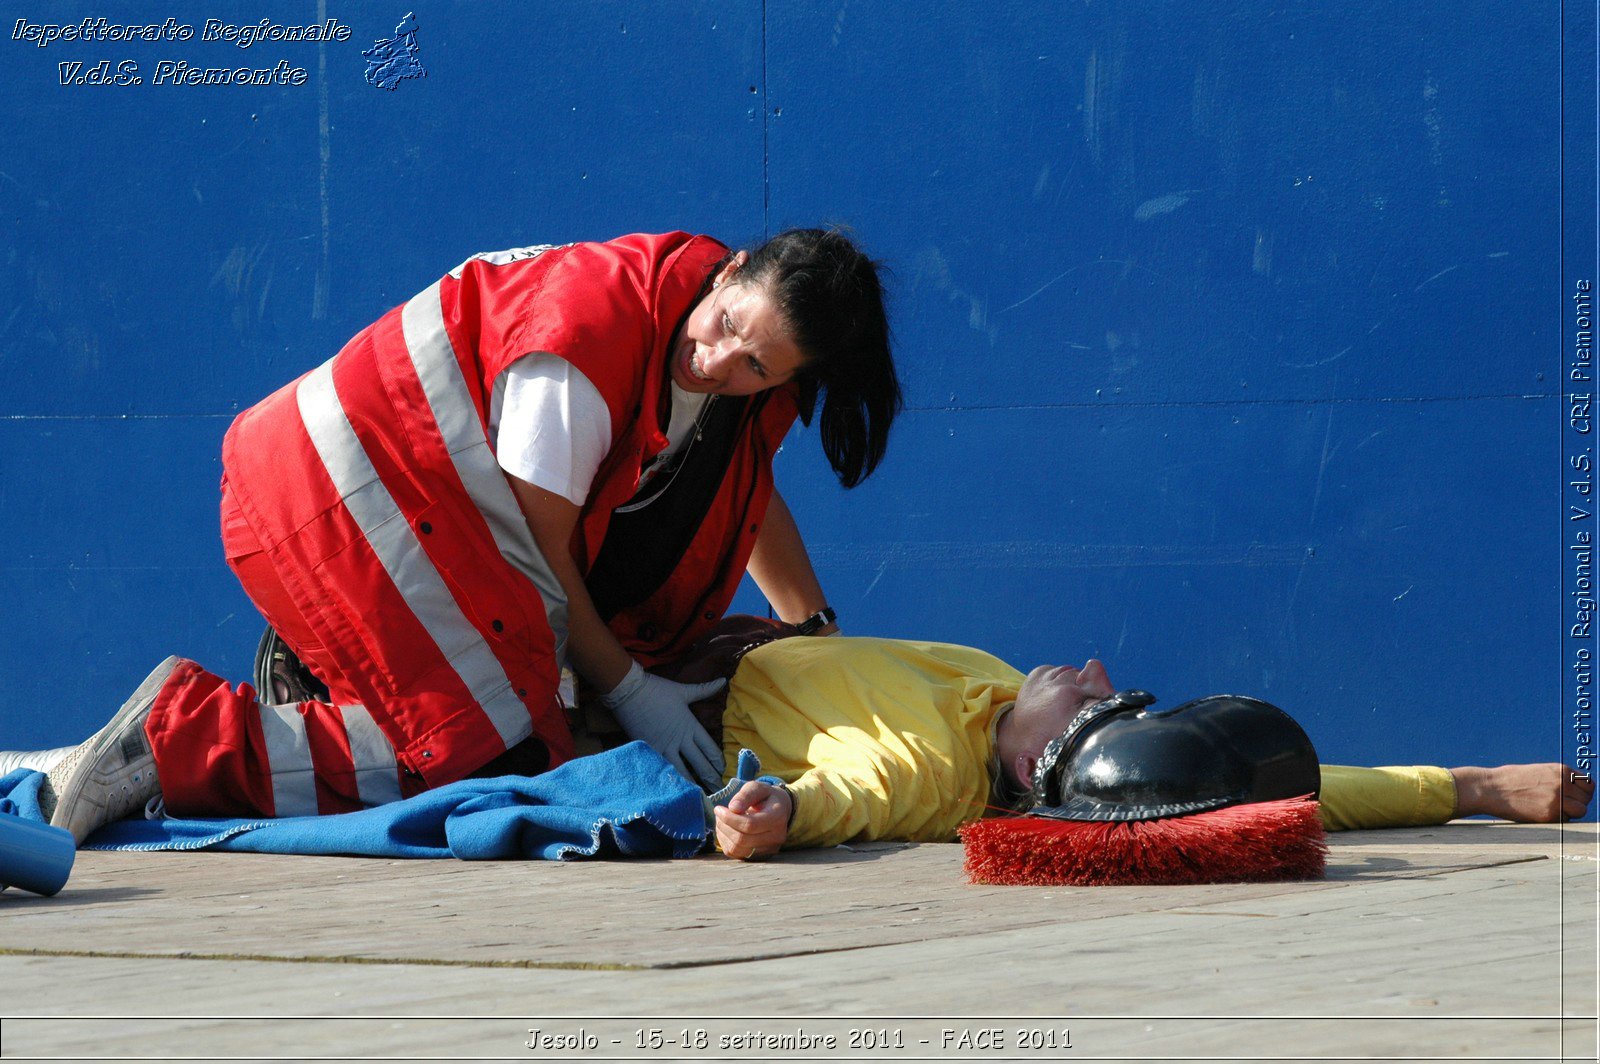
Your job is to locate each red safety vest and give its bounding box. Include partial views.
[221,232,797,788]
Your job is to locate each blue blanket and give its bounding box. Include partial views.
[0,742,708,861]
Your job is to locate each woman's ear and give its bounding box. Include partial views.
[715,250,750,287]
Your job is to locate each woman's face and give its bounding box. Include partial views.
[670,252,806,396]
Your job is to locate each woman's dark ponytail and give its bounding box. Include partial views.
[738,228,901,488]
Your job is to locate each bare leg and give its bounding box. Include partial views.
[1450,764,1595,822]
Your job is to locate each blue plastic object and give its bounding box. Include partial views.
[0,814,76,897]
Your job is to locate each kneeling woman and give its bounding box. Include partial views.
[40,229,901,840]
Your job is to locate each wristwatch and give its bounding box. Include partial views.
[795,606,837,636]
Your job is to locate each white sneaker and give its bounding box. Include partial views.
[43,657,180,845]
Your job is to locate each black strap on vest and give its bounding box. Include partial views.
[586,393,756,622]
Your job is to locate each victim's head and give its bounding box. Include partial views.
[997,659,1117,790]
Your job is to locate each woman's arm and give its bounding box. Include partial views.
[507,474,727,786]
[507,476,634,693]
[746,488,839,634]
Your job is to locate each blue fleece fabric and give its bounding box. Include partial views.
[702,748,786,824]
[0,742,708,860]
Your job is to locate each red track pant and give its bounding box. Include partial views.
[143,482,417,818]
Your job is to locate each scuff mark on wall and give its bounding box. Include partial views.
[209,242,275,334]
[1133,191,1196,220]
[1422,75,1442,167]
[998,257,1168,318]
[998,263,1082,316]
[1306,377,1341,537]
[830,1,850,47]
[1280,546,1314,642]
[1355,429,1388,450]
[1252,226,1274,276]
[1190,62,1217,136]
[859,546,896,601]
[1083,49,1101,161]
[1413,264,1459,292]
[1422,74,1449,207]
[1282,346,1348,370]
[912,247,997,343]
[1082,40,1124,165]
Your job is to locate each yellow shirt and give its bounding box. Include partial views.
[720,637,1459,848]
[1318,764,1458,830]
[722,637,1021,848]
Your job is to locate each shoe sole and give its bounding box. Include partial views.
[49,656,182,844]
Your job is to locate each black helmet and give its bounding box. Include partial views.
[1025,690,1320,822]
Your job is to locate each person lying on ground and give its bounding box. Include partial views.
[674,626,1594,860]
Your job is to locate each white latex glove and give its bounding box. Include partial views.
[600,660,727,788]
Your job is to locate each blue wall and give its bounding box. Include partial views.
[1,2,1588,776]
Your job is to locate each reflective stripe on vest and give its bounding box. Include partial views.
[399,280,569,666]
[259,702,402,814]
[260,704,318,817]
[294,361,532,750]
[340,703,403,807]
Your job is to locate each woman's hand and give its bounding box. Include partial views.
[714,780,792,859]
[601,662,726,788]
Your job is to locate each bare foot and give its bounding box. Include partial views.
[1450,764,1595,822]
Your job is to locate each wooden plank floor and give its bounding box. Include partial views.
[1,821,1595,1062]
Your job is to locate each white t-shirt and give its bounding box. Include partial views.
[490,353,708,505]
